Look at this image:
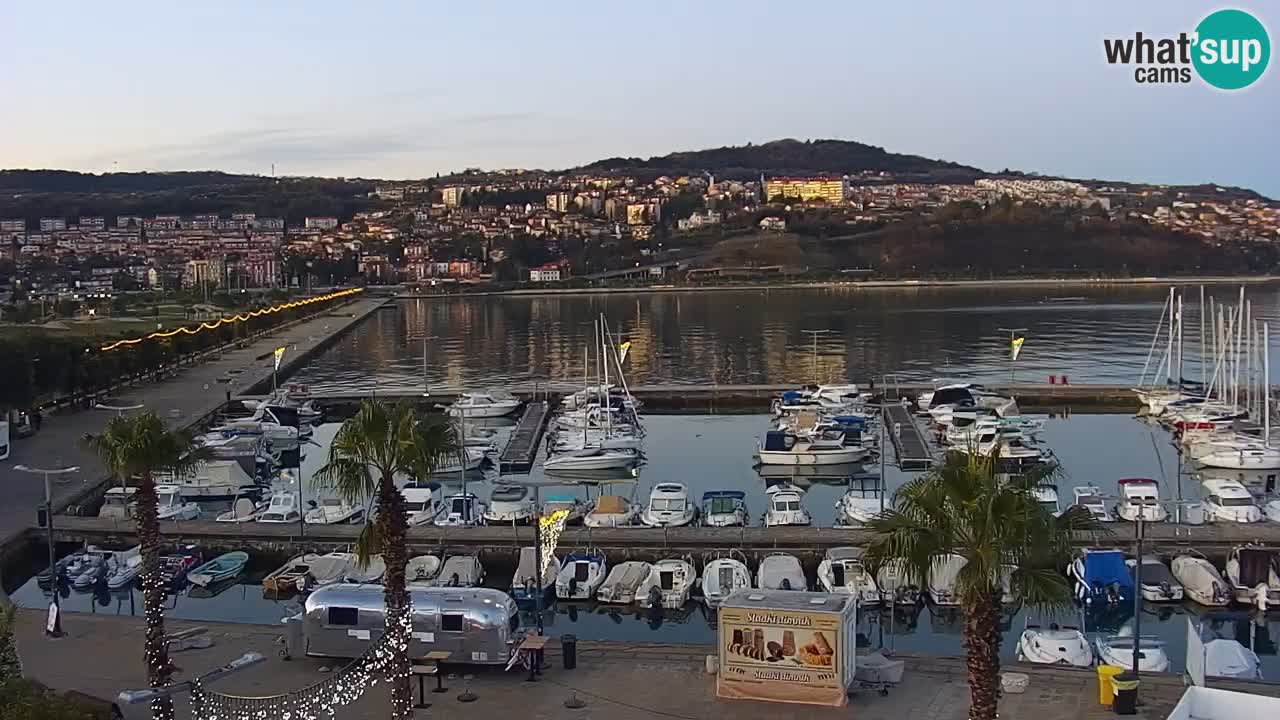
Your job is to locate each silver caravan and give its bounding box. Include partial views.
[298,584,520,664]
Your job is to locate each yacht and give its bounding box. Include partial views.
[1017,624,1094,667]
[304,497,365,525]
[434,492,486,527]
[402,483,442,526]
[700,553,751,608]
[756,430,869,466]
[834,491,883,527]
[511,546,559,605]
[155,484,200,521]
[544,447,640,472]
[639,483,697,527]
[756,552,806,591]
[816,547,879,607]
[1171,554,1232,606]
[483,485,537,525]
[1127,555,1184,602]
[1070,485,1115,522]
[555,551,607,600]
[1069,548,1134,606]
[1197,479,1263,523]
[597,561,657,604]
[639,556,697,609]
[1225,546,1280,608]
[255,492,302,524]
[429,555,484,587]
[927,554,967,607]
[1188,439,1280,470]
[172,460,259,500]
[1114,478,1169,522]
[445,391,521,418]
[699,491,748,527]
[583,495,641,528]
[1096,634,1170,673]
[763,484,811,527]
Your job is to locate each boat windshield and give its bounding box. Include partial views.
[321,498,342,507]
[104,495,130,507]
[405,501,432,512]
[1077,493,1102,505]
[707,497,739,514]
[775,500,802,511]
[1218,495,1255,507]
[652,498,684,512]
[1038,501,1059,513]
[1107,637,1164,650]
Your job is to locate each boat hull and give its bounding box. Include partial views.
[756,448,868,466]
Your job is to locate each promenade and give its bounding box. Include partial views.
[0,295,386,547]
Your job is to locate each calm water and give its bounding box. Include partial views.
[289,284,1280,391]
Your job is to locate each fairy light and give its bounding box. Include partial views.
[539,509,570,575]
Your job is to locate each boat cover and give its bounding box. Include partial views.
[781,391,804,403]
[1137,558,1175,585]
[596,496,627,514]
[1084,551,1134,592]
[1203,639,1258,678]
[1238,548,1274,587]
[763,431,790,451]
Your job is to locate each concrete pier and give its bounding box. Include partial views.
[883,403,933,469]
[497,401,551,472]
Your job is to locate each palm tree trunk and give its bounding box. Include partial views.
[134,473,175,720]
[961,592,1002,720]
[378,473,412,720]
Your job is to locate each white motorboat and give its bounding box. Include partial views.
[1016,624,1094,667]
[98,487,137,519]
[700,554,751,608]
[876,559,922,606]
[216,493,270,523]
[834,491,883,527]
[511,546,559,604]
[1267,498,1280,523]
[556,552,607,600]
[156,484,201,520]
[197,417,299,447]
[244,389,323,423]
[1171,554,1232,606]
[1225,546,1280,609]
[541,495,589,525]
[756,430,869,466]
[544,447,640,472]
[262,553,320,594]
[1197,479,1263,523]
[928,554,967,607]
[430,555,484,587]
[1032,484,1062,516]
[406,555,442,583]
[817,547,879,607]
[1096,633,1170,673]
[445,391,521,418]
[172,460,259,500]
[699,491,748,527]
[434,492,486,527]
[763,483,811,527]
[550,429,644,454]
[1127,555,1184,602]
[402,483,442,526]
[343,554,386,584]
[756,552,806,591]
[430,447,488,475]
[1191,440,1280,470]
[255,492,302,524]
[105,545,143,591]
[1070,485,1115,522]
[1202,638,1263,680]
[483,485,536,525]
[639,483,697,527]
[583,495,641,528]
[305,497,365,525]
[640,556,697,609]
[597,561,657,604]
[1069,548,1134,606]
[1115,478,1169,522]
[298,552,354,592]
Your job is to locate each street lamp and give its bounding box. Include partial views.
[13,463,80,637]
[95,402,144,417]
[407,334,437,397]
[116,652,266,707]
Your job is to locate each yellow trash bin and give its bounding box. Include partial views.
[1096,665,1124,706]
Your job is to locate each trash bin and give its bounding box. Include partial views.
[562,634,577,670]
[1111,672,1139,715]
[1096,664,1123,706]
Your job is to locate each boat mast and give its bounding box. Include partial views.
[601,314,612,438]
[1176,293,1184,389]
[1245,301,1253,415]
[1165,286,1175,385]
[1234,286,1245,409]
[1200,285,1206,387]
[1266,322,1271,449]
[1137,291,1171,389]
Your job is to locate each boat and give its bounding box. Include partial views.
[196,416,299,447]
[1203,638,1263,680]
[1069,548,1133,605]
[1032,484,1062,516]
[256,492,302,524]
[1096,633,1171,673]
[434,493,486,527]
[298,552,354,592]
[876,559,922,607]
[173,460,260,500]
[444,391,521,418]
[430,447,489,474]
[483,485,537,525]
[1016,624,1094,667]
[1191,440,1280,470]
[511,546,560,604]
[1115,478,1169,522]
[756,553,806,591]
[927,554,967,607]
[555,551,607,600]
[187,551,249,587]
[639,483,697,527]
[404,555,441,584]
[430,555,484,587]
[541,495,589,525]
[158,547,201,590]
[816,547,879,607]
[1070,485,1115,522]
[700,552,751,608]
[216,493,270,523]
[155,484,201,520]
[544,447,641,472]
[1225,546,1280,609]
[583,494,640,528]
[97,487,137,519]
[105,546,143,590]
[834,491,883,527]
[1197,479,1263,523]
[640,556,697,609]
[763,483,811,527]
[1267,498,1280,523]
[305,497,365,525]
[1171,554,1232,606]
[402,483,442,526]
[597,561,657,604]
[263,553,320,594]
[1127,555,1184,602]
[699,490,748,527]
[68,547,111,590]
[756,430,870,466]
[342,555,386,584]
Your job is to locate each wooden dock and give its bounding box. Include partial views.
[498,401,551,473]
[883,403,934,469]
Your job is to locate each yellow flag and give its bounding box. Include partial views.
[273,346,287,371]
[618,341,632,363]
[1010,336,1025,361]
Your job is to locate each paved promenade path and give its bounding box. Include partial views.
[0,296,386,546]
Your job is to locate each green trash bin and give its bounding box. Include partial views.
[1111,672,1139,715]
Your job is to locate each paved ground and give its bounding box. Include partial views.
[12,611,1227,720]
[0,296,385,547]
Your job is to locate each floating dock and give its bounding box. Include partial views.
[498,401,551,473]
[882,403,934,469]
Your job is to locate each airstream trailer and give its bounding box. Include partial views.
[299,584,520,664]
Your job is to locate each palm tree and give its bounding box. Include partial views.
[81,412,205,720]
[313,400,457,720]
[865,449,1103,720]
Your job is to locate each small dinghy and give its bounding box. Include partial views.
[69,548,111,590]
[188,551,249,587]
[1203,638,1263,680]
[406,555,442,583]
[876,559,922,607]
[757,553,806,591]
[430,555,484,587]
[105,546,143,591]
[1171,554,1231,606]
[556,551,608,600]
[298,552,354,592]
[1017,623,1093,667]
[263,553,320,594]
[511,546,559,604]
[342,554,386,584]
[700,553,751,608]
[584,494,640,528]
[597,561,656,604]
[1127,555,1184,602]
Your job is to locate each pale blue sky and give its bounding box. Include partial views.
[2,2,1276,195]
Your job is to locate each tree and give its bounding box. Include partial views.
[313,401,458,720]
[864,449,1102,720]
[80,414,206,720]
[0,603,21,684]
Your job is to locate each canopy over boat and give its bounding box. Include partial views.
[1084,550,1133,590]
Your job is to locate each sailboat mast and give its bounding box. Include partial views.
[1176,293,1184,388]
[1200,285,1206,387]
[1165,286,1175,385]
[601,314,611,437]
[1245,301,1253,414]
[1265,322,1270,449]
[1234,287,1245,409]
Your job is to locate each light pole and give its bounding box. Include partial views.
[998,327,1028,383]
[116,652,265,709]
[407,334,438,397]
[14,464,80,637]
[801,329,832,381]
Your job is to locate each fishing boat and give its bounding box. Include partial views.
[444,391,521,418]
[544,447,641,472]
[188,551,249,587]
[1171,554,1231,606]
[699,490,748,527]
[343,555,386,584]
[834,490,883,527]
[158,547,201,590]
[1017,623,1094,667]
[583,494,640,528]
[430,555,484,587]
[763,483,811,527]
[263,553,320,594]
[817,547,879,607]
[1114,478,1169,522]
[483,485,537,525]
[876,559,922,607]
[756,552,806,591]
[511,547,560,604]
[640,555,697,609]
[700,552,751,608]
[434,493,486,527]
[639,483,697,527]
[927,554,967,607]
[256,492,302,524]
[298,552,355,592]
[541,495,589,525]
[1070,485,1115,522]
[1196,479,1263,523]
[403,482,442,526]
[105,546,143,590]
[756,430,869,466]
[555,551,607,600]
[1203,639,1263,680]
[1096,633,1170,673]
[1225,546,1280,608]
[305,497,365,525]
[407,555,442,583]
[1127,555,1184,602]
[1069,548,1133,606]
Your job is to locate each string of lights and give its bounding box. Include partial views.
[539,509,570,575]
[99,288,363,352]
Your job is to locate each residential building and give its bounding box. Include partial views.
[305,216,339,230]
[183,259,221,287]
[529,262,567,282]
[77,216,106,230]
[442,186,465,208]
[764,177,847,203]
[759,216,787,232]
[546,191,572,213]
[0,219,25,233]
[39,217,67,232]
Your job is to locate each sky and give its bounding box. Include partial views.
[2,1,1277,195]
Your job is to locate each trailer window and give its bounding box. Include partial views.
[327,607,359,626]
[441,613,465,632]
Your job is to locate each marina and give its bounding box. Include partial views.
[496,400,551,472]
[883,402,933,469]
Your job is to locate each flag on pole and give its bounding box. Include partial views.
[1010,336,1025,361]
[618,341,632,363]
[273,346,287,371]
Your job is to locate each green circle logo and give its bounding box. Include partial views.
[1192,9,1270,90]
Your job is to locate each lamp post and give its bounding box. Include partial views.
[116,652,265,708]
[997,327,1028,383]
[14,464,80,637]
[407,334,438,397]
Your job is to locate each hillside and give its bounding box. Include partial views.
[578,138,983,180]
[0,170,263,194]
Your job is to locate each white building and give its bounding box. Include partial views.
[304,216,339,230]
